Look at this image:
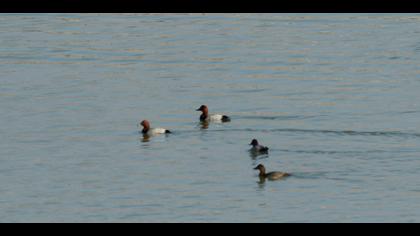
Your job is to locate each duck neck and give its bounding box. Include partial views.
[142,125,150,134]
[259,167,266,177]
[200,110,208,120]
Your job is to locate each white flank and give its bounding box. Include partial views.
[148,128,167,135]
[209,114,224,121]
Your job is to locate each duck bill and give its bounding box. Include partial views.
[196,108,202,111]
[253,167,259,170]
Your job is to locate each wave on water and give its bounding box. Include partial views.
[236,115,319,120]
[203,128,420,139]
[274,149,388,155]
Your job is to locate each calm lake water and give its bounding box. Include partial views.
[1,13,420,222]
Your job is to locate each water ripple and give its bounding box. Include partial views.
[200,128,420,139]
[236,115,320,120]
[276,149,381,155]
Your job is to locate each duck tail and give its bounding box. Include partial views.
[222,115,231,122]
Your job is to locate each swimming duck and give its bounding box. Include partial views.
[249,139,269,153]
[254,164,290,180]
[196,105,231,122]
[139,120,171,135]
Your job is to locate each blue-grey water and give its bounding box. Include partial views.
[1,13,420,222]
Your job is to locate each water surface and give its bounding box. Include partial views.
[1,13,420,222]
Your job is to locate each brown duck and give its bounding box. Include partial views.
[254,164,291,180]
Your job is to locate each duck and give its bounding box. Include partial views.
[254,164,291,180]
[196,105,231,122]
[139,120,171,135]
[249,139,269,153]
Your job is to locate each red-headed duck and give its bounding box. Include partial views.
[254,164,291,180]
[249,139,269,153]
[196,105,231,122]
[139,120,171,135]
